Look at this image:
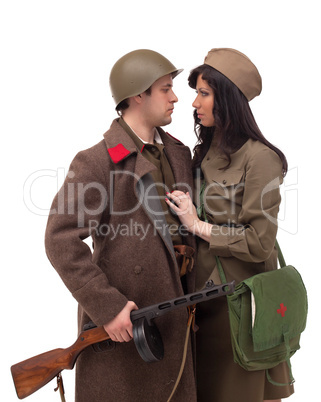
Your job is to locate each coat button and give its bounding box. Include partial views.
[134,265,142,275]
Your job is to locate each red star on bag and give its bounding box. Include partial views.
[277,303,287,317]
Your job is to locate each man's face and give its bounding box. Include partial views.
[141,74,178,128]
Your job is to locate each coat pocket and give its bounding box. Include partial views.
[212,169,244,188]
[204,169,245,220]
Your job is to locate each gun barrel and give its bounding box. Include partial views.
[131,280,235,324]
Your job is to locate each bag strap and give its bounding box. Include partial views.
[216,240,286,284]
[215,255,227,284]
[275,239,287,268]
[266,330,295,386]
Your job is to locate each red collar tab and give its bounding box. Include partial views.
[166,132,183,144]
[107,143,131,164]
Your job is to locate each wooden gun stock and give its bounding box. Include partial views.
[11,325,108,399]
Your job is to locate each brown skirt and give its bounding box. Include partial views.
[196,296,294,402]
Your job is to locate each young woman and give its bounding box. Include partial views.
[165,48,294,402]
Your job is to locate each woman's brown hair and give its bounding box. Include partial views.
[188,64,288,176]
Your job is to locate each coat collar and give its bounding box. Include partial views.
[103,118,192,195]
[103,119,184,164]
[103,119,138,164]
[103,119,156,186]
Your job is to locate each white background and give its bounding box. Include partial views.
[1,0,319,400]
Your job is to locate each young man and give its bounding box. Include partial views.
[45,49,197,401]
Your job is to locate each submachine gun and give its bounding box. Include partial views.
[11,279,235,399]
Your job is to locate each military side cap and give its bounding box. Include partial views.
[204,48,262,101]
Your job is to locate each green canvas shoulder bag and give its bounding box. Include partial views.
[215,240,308,385]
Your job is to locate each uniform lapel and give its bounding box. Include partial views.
[158,129,197,255]
[158,129,193,194]
[103,120,177,265]
[135,170,177,264]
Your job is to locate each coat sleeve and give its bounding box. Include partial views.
[209,148,283,263]
[45,149,128,326]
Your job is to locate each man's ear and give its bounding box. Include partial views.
[133,94,143,104]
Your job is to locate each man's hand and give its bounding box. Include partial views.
[103,301,138,342]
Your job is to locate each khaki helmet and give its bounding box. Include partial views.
[109,49,183,107]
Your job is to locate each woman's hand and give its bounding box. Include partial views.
[165,190,213,242]
[165,191,200,231]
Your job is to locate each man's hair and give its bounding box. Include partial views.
[116,86,152,116]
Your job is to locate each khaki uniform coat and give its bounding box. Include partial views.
[195,138,294,401]
[45,119,197,402]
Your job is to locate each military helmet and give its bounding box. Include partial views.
[109,49,183,107]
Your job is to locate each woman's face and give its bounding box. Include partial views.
[192,75,215,127]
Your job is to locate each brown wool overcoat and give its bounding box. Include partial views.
[45,119,197,402]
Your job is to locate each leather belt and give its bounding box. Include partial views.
[174,245,195,277]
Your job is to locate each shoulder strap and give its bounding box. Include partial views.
[275,239,287,268]
[216,240,287,284]
[266,330,295,386]
[215,255,227,284]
